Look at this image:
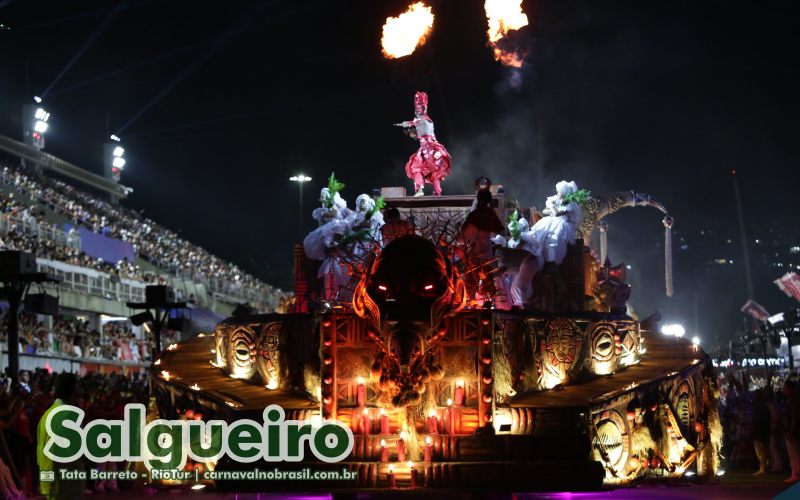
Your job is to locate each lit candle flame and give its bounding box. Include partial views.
[484,0,529,67]
[381,2,434,59]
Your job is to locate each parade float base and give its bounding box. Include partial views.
[152,318,706,492]
[510,333,703,409]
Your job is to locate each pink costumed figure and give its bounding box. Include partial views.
[396,91,452,196]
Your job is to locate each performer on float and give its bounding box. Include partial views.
[346,193,385,259]
[520,180,587,266]
[304,174,352,301]
[458,178,504,305]
[395,91,452,197]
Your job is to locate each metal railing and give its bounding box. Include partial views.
[0,213,81,251]
[35,259,147,303]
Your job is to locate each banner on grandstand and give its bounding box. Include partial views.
[775,272,800,303]
[64,225,135,265]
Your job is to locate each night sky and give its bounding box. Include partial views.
[1,0,799,349]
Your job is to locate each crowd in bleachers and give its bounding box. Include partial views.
[0,369,149,498]
[0,160,277,298]
[0,311,168,364]
[1,174,157,282]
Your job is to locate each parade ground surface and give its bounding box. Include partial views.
[111,471,793,499]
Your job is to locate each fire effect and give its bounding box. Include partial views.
[381,2,434,59]
[484,0,529,67]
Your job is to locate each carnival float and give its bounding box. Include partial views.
[151,92,721,492]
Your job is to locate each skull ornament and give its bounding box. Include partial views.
[352,236,466,407]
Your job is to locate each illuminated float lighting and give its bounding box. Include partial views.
[112,146,125,157]
[167,343,178,351]
[154,359,161,366]
[266,379,279,390]
[190,384,200,391]
[289,174,312,182]
[110,134,121,142]
[661,324,685,338]
[33,96,42,103]
[160,370,171,380]
[717,470,725,476]
[691,336,700,345]
[191,484,206,490]
[210,360,221,368]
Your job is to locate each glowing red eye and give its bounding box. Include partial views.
[424,284,434,290]
[378,285,388,291]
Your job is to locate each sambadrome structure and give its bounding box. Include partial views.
[153,179,721,491]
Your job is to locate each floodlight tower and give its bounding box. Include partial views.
[104,134,126,204]
[21,99,50,171]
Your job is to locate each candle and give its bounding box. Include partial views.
[446,398,454,435]
[357,377,366,407]
[397,430,407,462]
[387,464,396,488]
[454,379,465,406]
[424,436,432,461]
[380,408,390,434]
[427,409,438,434]
[380,439,389,462]
[361,408,371,435]
[408,461,418,488]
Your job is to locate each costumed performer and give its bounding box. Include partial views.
[395,91,452,197]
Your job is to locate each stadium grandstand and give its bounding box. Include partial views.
[0,154,290,374]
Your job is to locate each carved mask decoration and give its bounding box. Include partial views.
[352,236,464,407]
[540,318,583,387]
[592,410,629,473]
[671,379,694,433]
[589,322,620,376]
[255,322,282,387]
[227,325,258,380]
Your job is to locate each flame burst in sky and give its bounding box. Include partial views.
[381,2,435,59]
[485,0,529,67]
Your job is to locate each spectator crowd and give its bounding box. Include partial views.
[0,311,172,364]
[0,161,276,297]
[0,369,149,498]
[720,370,800,483]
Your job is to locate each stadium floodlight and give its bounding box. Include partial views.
[33,96,42,103]
[661,323,686,338]
[290,174,312,182]
[34,121,49,133]
[112,146,125,157]
[112,157,126,168]
[34,108,50,121]
[110,134,121,142]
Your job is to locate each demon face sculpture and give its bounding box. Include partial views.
[353,236,467,407]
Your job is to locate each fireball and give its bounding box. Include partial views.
[484,0,529,67]
[381,2,435,59]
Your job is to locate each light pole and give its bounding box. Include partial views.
[290,174,312,239]
[104,134,126,204]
